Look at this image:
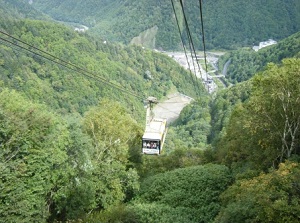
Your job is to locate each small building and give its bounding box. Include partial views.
[253,39,277,51]
[74,28,86,33]
[74,26,89,33]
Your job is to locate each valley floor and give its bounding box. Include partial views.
[164,51,226,93]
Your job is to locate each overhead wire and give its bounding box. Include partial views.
[170,0,196,76]
[0,30,145,100]
[170,0,192,73]
[177,0,210,92]
[0,4,211,155]
[0,4,210,121]
[178,0,204,83]
[170,0,203,95]
[156,104,181,116]
[178,0,201,78]
[198,0,208,74]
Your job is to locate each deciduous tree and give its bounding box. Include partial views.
[82,99,141,209]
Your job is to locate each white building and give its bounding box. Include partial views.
[74,28,86,33]
[74,25,89,33]
[253,39,277,51]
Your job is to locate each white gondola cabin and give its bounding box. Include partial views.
[142,118,167,155]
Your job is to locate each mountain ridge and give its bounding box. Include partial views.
[31,0,300,50]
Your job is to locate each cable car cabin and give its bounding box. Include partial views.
[142,118,167,155]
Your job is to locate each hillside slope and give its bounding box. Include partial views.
[0,0,49,20]
[0,17,205,121]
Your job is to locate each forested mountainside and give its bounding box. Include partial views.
[0,0,49,20]
[218,31,300,83]
[1,1,300,223]
[31,0,300,50]
[0,17,204,119]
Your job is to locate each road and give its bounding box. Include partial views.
[164,52,219,93]
[222,59,231,76]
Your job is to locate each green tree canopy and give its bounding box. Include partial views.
[132,164,232,223]
[82,99,141,209]
[0,89,69,222]
[215,161,300,223]
[218,58,300,171]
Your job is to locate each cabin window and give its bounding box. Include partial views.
[143,140,160,149]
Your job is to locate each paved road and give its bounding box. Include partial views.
[153,92,193,124]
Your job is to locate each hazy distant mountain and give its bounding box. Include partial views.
[31,0,300,50]
[0,0,49,20]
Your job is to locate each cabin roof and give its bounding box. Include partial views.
[142,118,166,140]
[142,132,162,140]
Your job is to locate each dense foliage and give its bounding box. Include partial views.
[0,89,69,222]
[131,164,232,223]
[31,0,300,50]
[0,89,142,222]
[209,81,251,146]
[217,59,300,171]
[216,161,300,223]
[168,95,211,149]
[219,31,300,83]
